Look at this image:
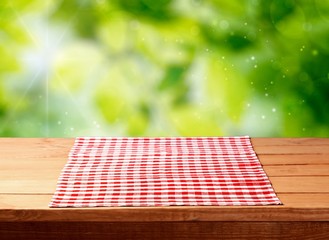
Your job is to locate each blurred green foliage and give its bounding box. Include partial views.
[0,0,329,137]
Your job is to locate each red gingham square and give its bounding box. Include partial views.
[49,136,282,207]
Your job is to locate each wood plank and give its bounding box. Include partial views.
[3,154,328,169]
[1,194,329,210]
[277,194,329,208]
[3,174,328,195]
[252,138,329,146]
[0,138,73,158]
[258,154,329,165]
[263,165,329,177]
[1,154,328,168]
[0,150,70,159]
[1,222,328,240]
[1,138,327,148]
[0,158,66,170]
[0,138,74,148]
[0,148,70,158]
[9,175,317,196]
[1,205,329,222]
[2,138,327,148]
[0,180,57,194]
[0,139,73,154]
[271,177,329,193]
[0,169,62,181]
[253,145,329,154]
[2,164,328,184]
[2,138,328,156]
[0,195,52,209]
[1,138,328,152]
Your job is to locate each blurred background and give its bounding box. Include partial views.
[1,0,329,137]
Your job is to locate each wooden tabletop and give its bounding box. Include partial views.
[0,138,329,240]
[0,138,329,239]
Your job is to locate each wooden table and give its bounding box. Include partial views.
[0,138,328,239]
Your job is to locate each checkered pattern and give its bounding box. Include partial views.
[49,136,281,207]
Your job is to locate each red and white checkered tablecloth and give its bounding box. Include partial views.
[49,136,282,207]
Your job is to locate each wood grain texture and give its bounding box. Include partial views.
[0,180,58,194]
[0,222,328,240]
[1,138,329,239]
[252,138,329,146]
[271,176,329,193]
[1,194,329,210]
[0,138,73,158]
[263,165,329,176]
[1,206,329,222]
[259,154,329,165]
[253,145,329,154]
